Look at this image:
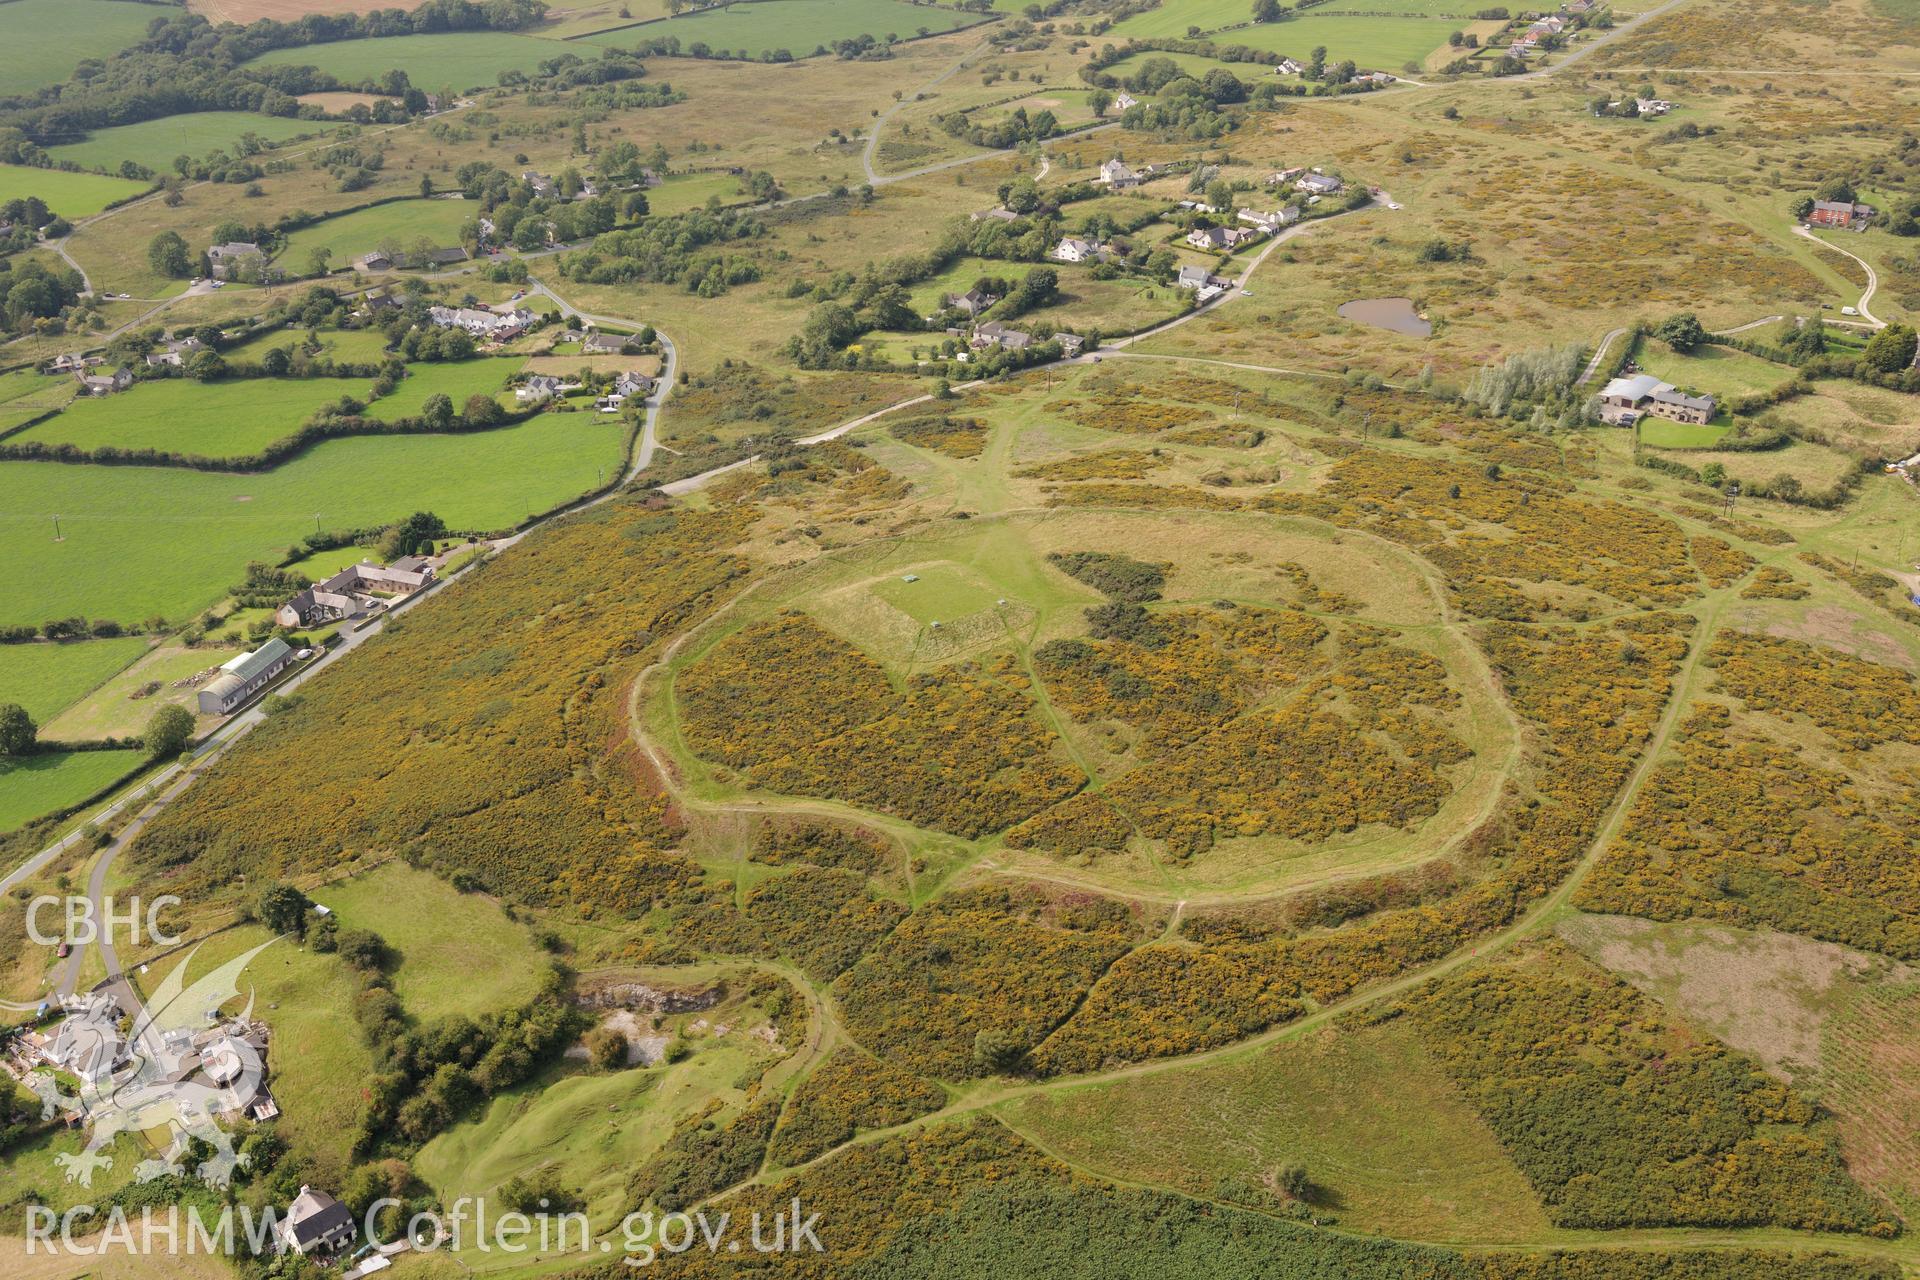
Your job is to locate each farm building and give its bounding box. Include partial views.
[206,241,264,279]
[1599,373,1717,426]
[77,366,132,395]
[197,638,294,715]
[275,558,435,628]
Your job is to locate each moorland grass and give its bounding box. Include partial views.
[312,863,547,1023]
[578,0,984,59]
[0,748,144,833]
[0,164,150,219]
[0,0,158,95]
[0,637,149,727]
[46,112,328,173]
[248,32,575,89]
[1000,1016,1552,1242]
[0,411,631,626]
[276,198,476,270]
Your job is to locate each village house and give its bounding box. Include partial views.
[1112,91,1138,111]
[972,320,1032,352]
[1056,332,1085,356]
[147,335,204,367]
[1809,200,1874,230]
[206,242,264,280]
[1276,57,1304,75]
[47,353,97,373]
[1052,236,1099,263]
[596,371,655,413]
[275,558,435,629]
[969,206,1020,223]
[281,1187,355,1256]
[1185,224,1254,251]
[1296,172,1344,196]
[77,366,132,395]
[1238,206,1300,233]
[145,351,183,369]
[197,638,295,715]
[521,170,556,198]
[1098,159,1141,188]
[944,287,999,317]
[582,330,638,355]
[516,373,566,405]
[1598,373,1717,426]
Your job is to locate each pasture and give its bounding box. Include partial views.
[46,112,327,173]
[0,637,148,727]
[1636,343,1799,399]
[0,367,75,432]
[43,642,242,743]
[1105,0,1250,37]
[0,165,150,219]
[1210,14,1461,66]
[644,171,746,215]
[312,863,547,1023]
[0,411,631,626]
[0,0,158,95]
[248,33,573,88]
[0,748,144,833]
[276,198,476,271]
[538,0,672,36]
[16,377,382,457]
[223,325,395,363]
[578,0,984,59]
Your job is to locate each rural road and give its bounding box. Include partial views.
[1714,314,1784,336]
[13,281,674,1004]
[1794,225,1885,328]
[1576,327,1628,385]
[862,38,994,185]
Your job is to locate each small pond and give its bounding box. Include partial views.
[1338,297,1431,337]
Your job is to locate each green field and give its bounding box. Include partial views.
[312,863,547,1023]
[249,33,572,89]
[377,357,521,417]
[276,198,477,272]
[223,326,395,364]
[1636,343,1799,399]
[0,0,159,95]
[644,171,747,216]
[42,643,241,743]
[1211,14,1460,65]
[18,377,380,457]
[871,562,1007,623]
[46,112,328,173]
[0,412,631,627]
[0,164,150,219]
[579,0,985,59]
[0,748,143,833]
[0,637,147,727]
[0,367,75,432]
[1637,418,1728,448]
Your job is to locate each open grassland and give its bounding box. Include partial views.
[0,748,143,833]
[0,411,631,626]
[313,863,547,1023]
[1002,1016,1551,1242]
[645,170,747,215]
[248,32,575,89]
[415,1039,768,1244]
[0,637,148,727]
[0,164,150,219]
[538,0,672,37]
[0,0,159,95]
[1637,418,1727,448]
[276,197,476,268]
[43,642,241,742]
[47,112,328,172]
[578,0,985,59]
[224,325,394,363]
[1106,0,1257,37]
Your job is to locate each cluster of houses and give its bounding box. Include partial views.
[46,352,134,396]
[1809,200,1875,230]
[274,557,436,630]
[144,335,205,369]
[1097,158,1167,189]
[1598,372,1717,427]
[1270,168,1344,200]
[519,368,655,410]
[427,303,535,342]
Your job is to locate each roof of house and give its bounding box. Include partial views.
[1812,200,1867,214]
[1601,373,1664,402]
[1651,385,1715,413]
[1177,265,1212,285]
[285,1186,354,1249]
[582,332,631,353]
[219,638,293,685]
[208,241,262,258]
